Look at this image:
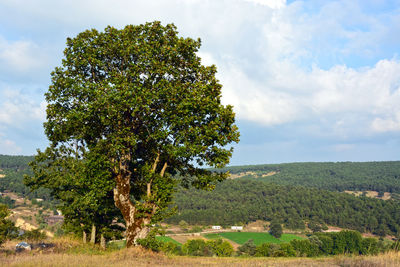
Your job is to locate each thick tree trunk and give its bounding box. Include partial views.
[82,231,87,243]
[113,154,163,247]
[100,234,106,250]
[113,155,151,247]
[90,224,96,244]
[125,218,151,247]
[114,183,152,247]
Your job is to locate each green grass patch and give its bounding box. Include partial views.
[203,233,221,239]
[156,236,181,245]
[204,232,305,246]
[107,239,126,250]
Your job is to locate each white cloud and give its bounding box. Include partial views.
[0,37,47,73]
[0,0,400,158]
[244,0,286,9]
[0,134,22,155]
[0,88,46,128]
[220,57,400,136]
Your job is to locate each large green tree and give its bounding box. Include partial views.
[26,22,239,247]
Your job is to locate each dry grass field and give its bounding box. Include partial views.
[1,238,400,267]
[2,249,400,267]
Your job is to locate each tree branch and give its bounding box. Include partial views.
[160,162,168,177]
[151,153,160,173]
[148,153,160,198]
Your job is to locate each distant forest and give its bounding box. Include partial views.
[168,180,400,236]
[1,155,400,236]
[216,161,400,193]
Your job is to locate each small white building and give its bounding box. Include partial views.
[231,226,243,230]
[212,225,221,230]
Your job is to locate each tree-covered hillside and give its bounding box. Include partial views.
[2,155,400,237]
[0,154,33,170]
[0,155,52,202]
[218,161,400,193]
[168,179,400,236]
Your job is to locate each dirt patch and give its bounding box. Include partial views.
[245,220,266,232]
[344,190,391,200]
[382,192,391,200]
[229,171,256,179]
[261,171,278,177]
[323,226,342,233]
[2,192,21,201]
[15,218,38,231]
[345,190,363,196]
[0,174,5,178]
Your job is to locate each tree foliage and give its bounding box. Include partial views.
[0,204,18,246]
[25,21,239,247]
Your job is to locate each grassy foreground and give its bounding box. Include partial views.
[1,237,400,267]
[2,249,400,267]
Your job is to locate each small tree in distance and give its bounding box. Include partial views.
[25,21,239,247]
[270,220,283,238]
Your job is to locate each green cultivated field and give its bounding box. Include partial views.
[204,232,304,245]
[156,236,181,245]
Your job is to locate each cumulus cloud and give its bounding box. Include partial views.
[0,37,47,73]
[0,85,47,154]
[208,0,400,137]
[0,133,22,155]
[1,0,400,157]
[0,88,46,127]
[244,0,286,9]
[220,57,400,135]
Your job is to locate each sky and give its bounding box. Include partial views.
[0,0,400,165]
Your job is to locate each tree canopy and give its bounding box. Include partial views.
[25,21,239,247]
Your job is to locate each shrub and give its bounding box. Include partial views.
[360,238,378,255]
[182,239,212,256]
[315,234,333,255]
[161,241,182,255]
[278,243,296,257]
[255,243,271,257]
[254,243,282,257]
[290,239,320,257]
[207,239,234,257]
[136,231,163,252]
[19,229,47,242]
[238,239,257,256]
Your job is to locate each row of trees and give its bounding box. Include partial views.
[139,230,396,257]
[168,180,400,236]
[237,231,392,257]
